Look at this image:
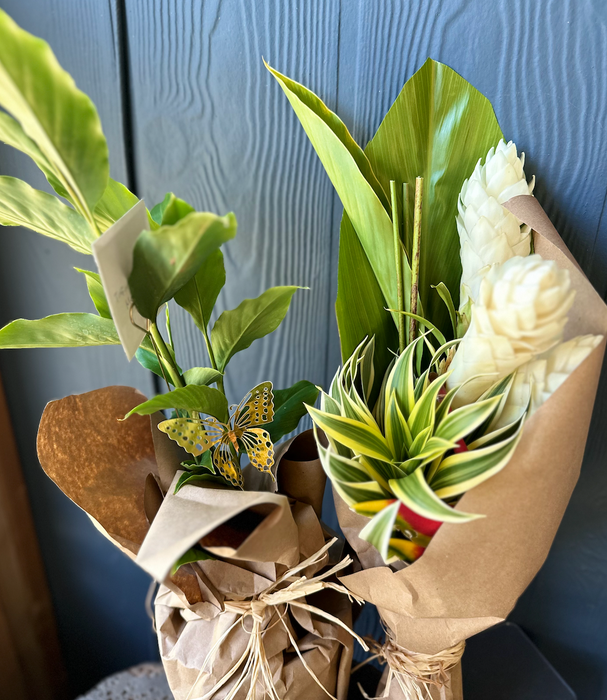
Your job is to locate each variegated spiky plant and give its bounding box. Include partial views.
[308,337,525,563]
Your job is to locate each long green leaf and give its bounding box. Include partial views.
[75,269,111,318]
[129,211,237,320]
[389,468,481,523]
[183,367,224,387]
[268,380,319,443]
[364,59,503,336]
[307,405,393,462]
[435,396,502,443]
[93,179,139,233]
[124,384,229,423]
[211,286,300,372]
[0,176,94,253]
[0,313,119,348]
[0,10,109,218]
[175,249,226,333]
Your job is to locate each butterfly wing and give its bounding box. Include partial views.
[241,427,275,475]
[234,381,274,430]
[158,416,224,456]
[213,436,244,488]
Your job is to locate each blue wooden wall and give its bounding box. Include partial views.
[1,1,606,698]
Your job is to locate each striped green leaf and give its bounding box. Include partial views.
[358,500,400,561]
[386,339,419,419]
[435,395,502,443]
[390,468,481,523]
[307,405,393,461]
[385,392,412,460]
[408,372,450,438]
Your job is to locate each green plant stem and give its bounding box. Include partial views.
[150,322,184,388]
[410,177,423,343]
[390,181,406,354]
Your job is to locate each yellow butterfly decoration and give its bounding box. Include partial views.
[158,381,275,488]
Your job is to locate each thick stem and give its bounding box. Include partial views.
[390,181,406,354]
[150,322,184,388]
[409,177,423,343]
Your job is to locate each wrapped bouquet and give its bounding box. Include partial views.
[0,12,365,700]
[270,59,607,698]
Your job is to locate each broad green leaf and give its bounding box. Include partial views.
[435,396,502,444]
[183,367,223,387]
[211,286,300,372]
[364,59,503,336]
[151,192,195,226]
[175,249,226,333]
[93,179,139,233]
[129,211,237,320]
[75,268,111,318]
[359,500,400,561]
[389,468,481,523]
[125,384,228,422]
[0,176,94,253]
[0,110,66,195]
[268,380,319,443]
[135,335,182,384]
[431,426,523,498]
[307,405,393,462]
[0,10,109,218]
[0,313,119,348]
[267,64,403,329]
[171,546,214,575]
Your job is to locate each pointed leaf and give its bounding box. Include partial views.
[93,179,139,233]
[0,176,94,253]
[0,10,109,216]
[268,380,319,443]
[183,367,223,387]
[175,249,226,333]
[75,269,111,318]
[151,192,195,226]
[0,313,119,348]
[359,500,400,561]
[171,546,214,575]
[211,286,300,372]
[129,211,236,320]
[435,395,502,443]
[124,384,228,423]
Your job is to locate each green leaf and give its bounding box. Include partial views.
[407,372,450,438]
[124,384,229,423]
[359,500,400,561]
[175,249,226,333]
[0,110,66,195]
[0,10,109,218]
[307,405,393,462]
[385,340,420,419]
[267,63,404,330]
[211,286,300,372]
[135,336,182,385]
[432,283,457,337]
[385,392,411,461]
[431,425,523,499]
[435,396,502,444]
[0,313,119,348]
[389,468,481,523]
[151,192,195,226]
[129,211,237,320]
[183,367,223,386]
[363,59,503,336]
[268,380,319,443]
[93,179,139,233]
[0,176,94,253]
[170,546,214,575]
[75,268,111,318]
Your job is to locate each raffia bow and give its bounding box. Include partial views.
[185,538,368,700]
[353,629,465,700]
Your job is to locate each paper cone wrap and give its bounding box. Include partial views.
[331,196,607,699]
[37,408,355,700]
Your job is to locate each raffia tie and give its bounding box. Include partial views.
[185,538,368,700]
[353,629,465,700]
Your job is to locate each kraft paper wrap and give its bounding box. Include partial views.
[37,396,354,700]
[334,196,607,700]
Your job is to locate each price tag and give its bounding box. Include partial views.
[92,199,149,360]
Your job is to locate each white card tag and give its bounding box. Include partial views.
[92,199,149,360]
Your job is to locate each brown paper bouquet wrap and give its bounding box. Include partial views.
[37,389,362,700]
[325,196,607,700]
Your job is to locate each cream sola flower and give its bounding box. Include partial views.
[458,140,535,315]
[447,254,575,407]
[494,334,604,429]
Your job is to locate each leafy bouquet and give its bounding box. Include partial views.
[0,11,365,700]
[270,60,607,698]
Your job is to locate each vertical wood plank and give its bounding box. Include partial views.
[124,0,340,407]
[0,1,158,694]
